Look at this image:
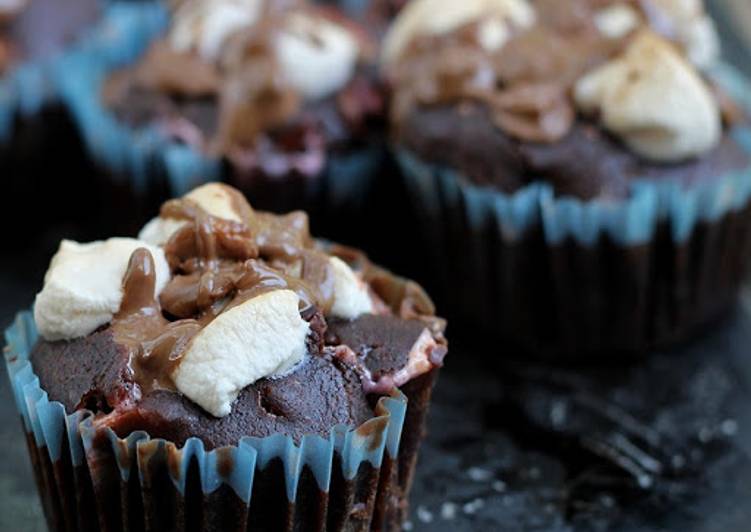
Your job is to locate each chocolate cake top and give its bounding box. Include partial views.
[33,184,446,420]
[384,0,742,164]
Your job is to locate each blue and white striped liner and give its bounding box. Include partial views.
[399,62,751,247]
[4,310,406,503]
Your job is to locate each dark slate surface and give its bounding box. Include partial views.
[404,305,751,532]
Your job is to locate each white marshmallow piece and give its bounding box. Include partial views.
[138,183,245,246]
[594,3,641,39]
[275,12,360,101]
[138,217,189,247]
[681,13,720,70]
[329,257,374,320]
[574,31,720,163]
[382,0,535,65]
[34,239,171,341]
[648,0,720,69]
[184,182,244,223]
[172,289,309,417]
[169,0,264,61]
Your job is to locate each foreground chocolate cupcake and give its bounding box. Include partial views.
[5,183,446,530]
[385,0,751,358]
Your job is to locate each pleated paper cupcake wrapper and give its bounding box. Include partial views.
[398,63,751,358]
[55,1,383,225]
[0,8,89,146]
[5,311,412,531]
[0,60,56,144]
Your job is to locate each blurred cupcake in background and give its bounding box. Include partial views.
[6,183,447,530]
[61,0,388,241]
[385,0,751,359]
[0,0,101,251]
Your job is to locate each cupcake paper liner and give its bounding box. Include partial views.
[0,0,88,146]
[0,14,111,249]
[0,61,53,143]
[5,310,423,531]
[56,1,384,232]
[53,2,200,196]
[398,63,751,358]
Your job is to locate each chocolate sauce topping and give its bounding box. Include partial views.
[100,186,445,405]
[111,248,200,396]
[389,0,731,144]
[105,2,369,154]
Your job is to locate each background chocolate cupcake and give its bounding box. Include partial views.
[59,0,388,245]
[6,183,447,531]
[385,0,751,359]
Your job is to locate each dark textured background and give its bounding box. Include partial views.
[2,1,751,531]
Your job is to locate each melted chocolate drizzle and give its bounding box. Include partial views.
[112,248,200,396]
[109,186,445,401]
[389,0,728,144]
[103,1,368,153]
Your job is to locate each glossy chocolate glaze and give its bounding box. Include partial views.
[389,2,622,144]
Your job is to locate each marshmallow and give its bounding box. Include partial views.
[170,1,360,101]
[574,31,720,162]
[594,3,640,39]
[184,182,245,223]
[138,183,247,245]
[329,257,374,320]
[399,328,438,385]
[172,289,309,417]
[680,10,720,70]
[138,217,189,247]
[275,12,360,101]
[34,239,171,341]
[382,0,535,65]
[169,0,264,61]
[647,0,720,69]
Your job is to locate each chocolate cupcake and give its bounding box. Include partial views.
[5,183,447,530]
[385,0,751,358]
[59,0,387,241]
